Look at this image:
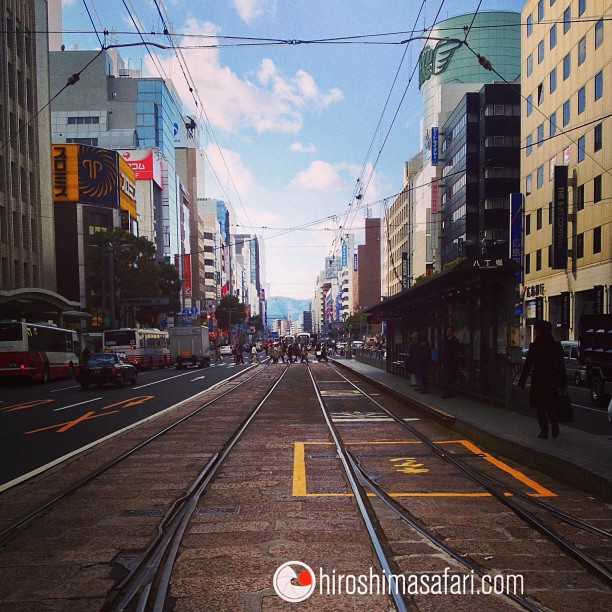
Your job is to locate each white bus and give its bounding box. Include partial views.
[103,328,170,369]
[0,321,80,383]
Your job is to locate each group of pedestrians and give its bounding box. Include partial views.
[404,326,460,397]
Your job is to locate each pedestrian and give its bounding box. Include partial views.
[405,332,420,385]
[441,326,461,398]
[280,343,286,363]
[300,344,309,363]
[267,343,274,363]
[81,345,91,364]
[250,344,258,364]
[414,336,432,393]
[518,320,566,439]
[215,344,223,364]
[321,343,328,363]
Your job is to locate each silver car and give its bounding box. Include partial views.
[561,341,587,386]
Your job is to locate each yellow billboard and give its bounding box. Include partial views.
[51,144,79,201]
[118,156,137,219]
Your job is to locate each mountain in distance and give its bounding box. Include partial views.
[266,297,311,321]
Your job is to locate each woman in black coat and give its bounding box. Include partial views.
[518,320,566,439]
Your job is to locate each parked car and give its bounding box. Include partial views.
[77,352,137,389]
[561,341,587,386]
[220,345,233,356]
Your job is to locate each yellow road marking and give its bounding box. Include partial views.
[292,440,556,497]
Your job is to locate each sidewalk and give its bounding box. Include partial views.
[332,357,612,500]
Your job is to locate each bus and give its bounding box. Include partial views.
[296,332,312,347]
[0,320,80,383]
[103,328,170,369]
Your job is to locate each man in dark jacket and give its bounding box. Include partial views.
[441,326,461,398]
[518,320,566,439]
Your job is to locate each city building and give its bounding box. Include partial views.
[0,0,56,293]
[520,0,611,337]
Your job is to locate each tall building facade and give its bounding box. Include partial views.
[521,0,611,337]
[0,0,56,291]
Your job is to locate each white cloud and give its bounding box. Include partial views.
[289,160,351,193]
[150,19,342,135]
[289,142,317,154]
[233,0,277,23]
[204,144,255,201]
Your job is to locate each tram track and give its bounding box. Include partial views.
[0,363,275,546]
[309,362,612,610]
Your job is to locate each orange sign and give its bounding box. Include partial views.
[51,144,79,201]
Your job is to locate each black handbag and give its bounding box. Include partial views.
[557,388,574,423]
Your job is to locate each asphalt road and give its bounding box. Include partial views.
[0,358,253,489]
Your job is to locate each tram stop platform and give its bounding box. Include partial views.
[331,357,612,500]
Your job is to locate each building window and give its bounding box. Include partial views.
[563,53,571,80]
[527,95,533,117]
[563,100,570,126]
[595,70,603,100]
[527,54,533,77]
[537,165,544,188]
[526,214,531,235]
[550,68,557,93]
[527,14,533,36]
[66,137,98,146]
[549,111,557,137]
[578,36,586,65]
[578,0,586,17]
[548,245,553,267]
[593,226,601,254]
[536,249,542,271]
[526,134,533,155]
[538,0,544,20]
[594,123,602,151]
[577,135,585,162]
[67,116,99,125]
[563,6,571,33]
[594,174,602,202]
[537,83,544,105]
[577,86,586,114]
[576,233,584,259]
[525,253,531,274]
[575,184,585,211]
[526,174,533,195]
[537,208,543,230]
[550,23,557,49]
[548,202,552,224]
[537,123,544,146]
[538,40,544,64]
[595,18,603,49]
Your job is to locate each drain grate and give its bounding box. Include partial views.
[196,506,241,515]
[121,508,166,517]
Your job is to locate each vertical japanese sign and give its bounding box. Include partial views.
[431,179,439,214]
[552,166,568,269]
[431,127,438,165]
[509,193,523,286]
[560,292,570,328]
[183,253,192,299]
[342,242,347,267]
[401,252,408,289]
[353,253,358,272]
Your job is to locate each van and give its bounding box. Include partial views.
[561,341,586,386]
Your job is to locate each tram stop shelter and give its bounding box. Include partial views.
[366,257,522,408]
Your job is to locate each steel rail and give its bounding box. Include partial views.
[345,450,540,612]
[0,363,263,545]
[307,366,411,612]
[108,365,291,612]
[327,363,612,587]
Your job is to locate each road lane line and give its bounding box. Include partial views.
[132,370,199,389]
[50,385,81,392]
[572,403,609,413]
[53,397,103,411]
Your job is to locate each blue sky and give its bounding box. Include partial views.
[60,0,526,299]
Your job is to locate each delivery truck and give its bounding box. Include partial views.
[169,326,211,369]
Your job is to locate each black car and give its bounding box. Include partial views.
[77,352,138,389]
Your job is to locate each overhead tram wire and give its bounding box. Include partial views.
[340,1,449,251]
[81,0,103,47]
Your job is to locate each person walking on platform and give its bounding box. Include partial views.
[321,343,328,363]
[215,345,223,364]
[441,326,461,398]
[518,319,566,439]
[300,344,309,363]
[414,336,432,393]
[250,344,258,364]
